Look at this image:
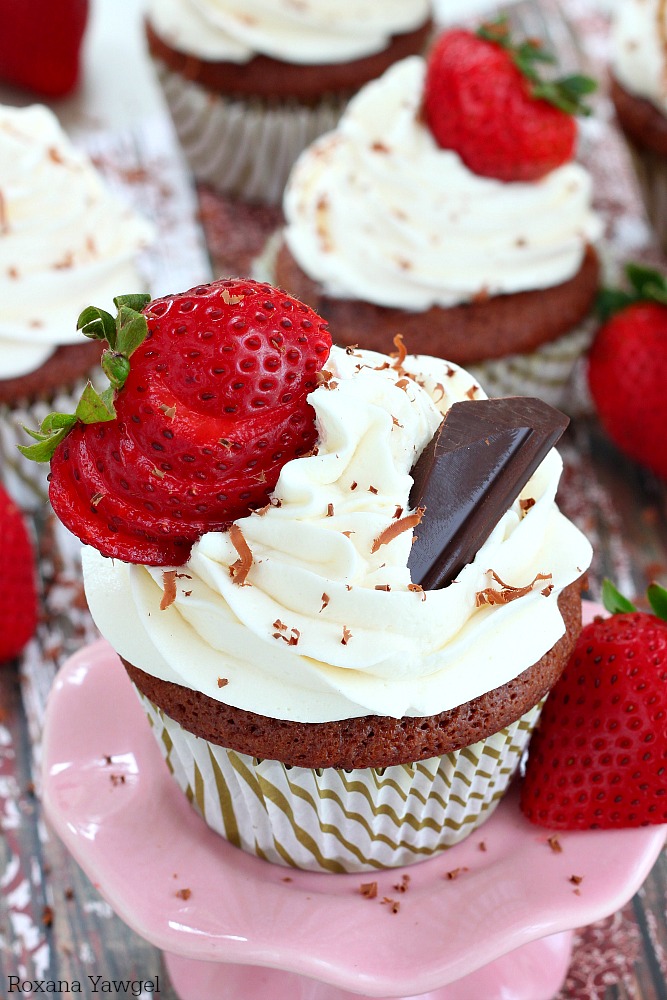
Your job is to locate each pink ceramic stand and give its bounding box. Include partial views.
[41,606,666,1000]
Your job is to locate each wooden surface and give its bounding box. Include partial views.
[0,0,666,998]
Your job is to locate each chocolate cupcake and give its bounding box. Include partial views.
[609,0,667,251]
[145,0,433,205]
[269,27,602,409]
[0,104,152,507]
[25,275,593,873]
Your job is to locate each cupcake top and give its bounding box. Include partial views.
[282,56,602,310]
[146,0,431,65]
[82,341,592,725]
[0,104,153,381]
[612,0,667,113]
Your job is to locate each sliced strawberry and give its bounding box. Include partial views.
[521,582,667,830]
[22,280,331,566]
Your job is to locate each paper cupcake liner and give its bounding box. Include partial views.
[153,60,348,205]
[621,137,667,254]
[466,315,597,414]
[135,689,542,873]
[0,371,103,510]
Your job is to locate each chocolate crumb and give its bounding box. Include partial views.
[445,867,468,880]
[478,841,487,852]
[393,874,410,893]
[569,874,583,885]
[282,876,293,883]
[42,906,54,927]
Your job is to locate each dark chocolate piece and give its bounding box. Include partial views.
[407,397,569,590]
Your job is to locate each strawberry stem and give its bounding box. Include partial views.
[476,18,596,117]
[18,293,151,463]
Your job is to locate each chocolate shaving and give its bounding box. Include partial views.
[391,333,407,370]
[327,502,334,517]
[320,593,330,612]
[372,508,425,554]
[159,403,176,419]
[160,570,177,610]
[393,875,410,893]
[221,289,244,305]
[381,897,401,914]
[475,570,552,608]
[217,677,229,688]
[360,882,378,899]
[175,888,192,900]
[341,626,352,645]
[229,524,253,585]
[408,583,426,600]
[445,867,468,880]
[569,874,583,885]
[520,497,536,513]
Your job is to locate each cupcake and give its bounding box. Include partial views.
[0,104,153,507]
[609,0,667,250]
[30,277,592,873]
[272,23,602,408]
[145,0,433,205]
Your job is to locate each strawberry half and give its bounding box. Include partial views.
[520,581,667,830]
[0,484,38,663]
[588,263,667,483]
[21,279,331,566]
[423,20,596,182]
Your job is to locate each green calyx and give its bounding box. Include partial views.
[19,293,151,463]
[476,18,597,117]
[602,578,667,622]
[596,262,667,323]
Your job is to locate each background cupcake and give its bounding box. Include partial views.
[31,277,592,873]
[609,0,667,251]
[145,0,433,205]
[271,24,602,409]
[0,103,153,507]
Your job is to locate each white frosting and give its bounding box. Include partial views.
[83,346,592,724]
[612,0,667,114]
[147,0,430,65]
[283,58,602,310]
[0,105,153,381]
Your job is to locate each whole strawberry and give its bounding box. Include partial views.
[521,581,667,830]
[0,485,38,663]
[0,0,89,98]
[423,20,596,182]
[21,279,331,567]
[588,264,667,482]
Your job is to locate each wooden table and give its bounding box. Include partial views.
[0,0,666,997]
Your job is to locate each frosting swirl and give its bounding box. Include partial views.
[283,57,602,310]
[147,0,430,65]
[83,346,592,724]
[612,0,667,114]
[0,105,153,380]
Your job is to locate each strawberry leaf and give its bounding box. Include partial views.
[77,306,117,349]
[602,578,636,614]
[20,293,150,463]
[476,17,596,117]
[75,383,116,424]
[597,262,667,319]
[647,583,667,622]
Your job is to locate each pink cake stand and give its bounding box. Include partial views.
[42,610,666,1000]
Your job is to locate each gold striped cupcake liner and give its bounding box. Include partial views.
[135,690,542,873]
